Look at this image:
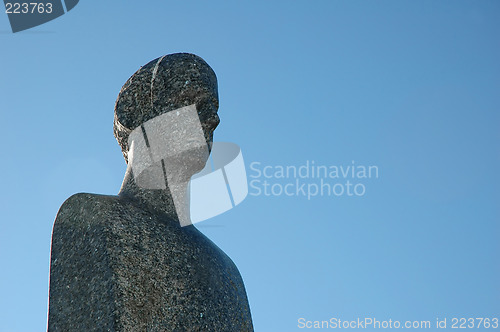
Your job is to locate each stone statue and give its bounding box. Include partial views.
[47,53,254,331]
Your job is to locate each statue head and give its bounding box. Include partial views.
[114,53,219,164]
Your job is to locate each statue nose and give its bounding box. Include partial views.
[205,113,220,131]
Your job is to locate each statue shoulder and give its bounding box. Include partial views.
[55,193,122,227]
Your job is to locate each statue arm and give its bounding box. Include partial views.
[48,193,118,331]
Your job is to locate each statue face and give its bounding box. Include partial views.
[197,95,220,152]
[127,98,220,189]
[114,53,220,166]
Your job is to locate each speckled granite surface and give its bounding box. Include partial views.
[47,53,253,331]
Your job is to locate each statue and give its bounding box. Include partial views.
[47,53,254,331]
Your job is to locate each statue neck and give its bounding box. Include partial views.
[118,165,191,226]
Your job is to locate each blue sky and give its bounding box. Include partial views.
[1,1,499,331]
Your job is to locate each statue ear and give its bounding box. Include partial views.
[114,64,155,130]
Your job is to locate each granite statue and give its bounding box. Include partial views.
[47,53,254,331]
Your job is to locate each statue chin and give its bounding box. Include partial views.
[130,145,209,190]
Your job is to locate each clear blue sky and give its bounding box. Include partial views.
[1,1,499,331]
